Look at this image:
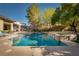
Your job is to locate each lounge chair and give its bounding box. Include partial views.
[0,31,8,37]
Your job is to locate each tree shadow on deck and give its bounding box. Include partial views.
[42,46,79,56]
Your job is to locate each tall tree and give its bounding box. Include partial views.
[60,4,79,41]
[27,4,40,30]
[43,8,55,24]
[43,8,55,30]
[51,3,79,41]
[51,7,61,25]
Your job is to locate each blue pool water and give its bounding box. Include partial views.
[12,33,67,46]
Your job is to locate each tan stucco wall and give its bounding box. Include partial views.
[0,19,3,31]
[11,23,13,31]
[0,18,21,32]
[4,22,14,32]
[18,25,21,32]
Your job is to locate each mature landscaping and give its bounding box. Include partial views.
[26,3,79,43]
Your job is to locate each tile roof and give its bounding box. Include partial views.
[0,16,15,22]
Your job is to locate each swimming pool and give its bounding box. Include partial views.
[12,32,67,46]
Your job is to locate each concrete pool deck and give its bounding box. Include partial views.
[0,32,79,56]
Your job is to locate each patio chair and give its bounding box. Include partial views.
[0,31,8,37]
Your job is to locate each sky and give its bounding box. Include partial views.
[0,3,60,25]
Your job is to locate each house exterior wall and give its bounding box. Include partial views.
[4,22,14,32]
[0,18,22,32]
[0,19,3,31]
[11,23,13,31]
[18,25,21,32]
